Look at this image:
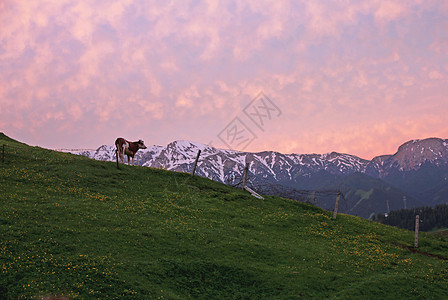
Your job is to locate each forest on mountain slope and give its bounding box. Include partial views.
[373,204,448,232]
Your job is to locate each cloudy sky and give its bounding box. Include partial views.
[1,0,447,159]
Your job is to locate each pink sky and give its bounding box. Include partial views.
[1,0,447,159]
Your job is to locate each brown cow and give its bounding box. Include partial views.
[115,137,147,165]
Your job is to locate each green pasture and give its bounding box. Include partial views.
[0,133,447,299]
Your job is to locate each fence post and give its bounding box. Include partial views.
[333,190,341,219]
[242,162,249,190]
[191,150,201,176]
[414,215,420,248]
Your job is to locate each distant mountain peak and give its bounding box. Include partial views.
[392,137,448,170]
[398,137,446,151]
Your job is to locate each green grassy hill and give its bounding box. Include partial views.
[1,133,447,299]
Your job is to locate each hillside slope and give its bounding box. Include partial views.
[1,133,447,299]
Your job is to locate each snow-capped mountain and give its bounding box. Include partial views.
[74,138,448,185]
[73,140,370,184]
[73,137,448,215]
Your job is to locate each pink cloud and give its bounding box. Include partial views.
[0,0,447,156]
[246,115,448,160]
[374,1,408,24]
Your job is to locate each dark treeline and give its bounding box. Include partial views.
[373,204,448,231]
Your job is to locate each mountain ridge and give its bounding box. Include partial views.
[76,137,448,177]
[74,137,448,217]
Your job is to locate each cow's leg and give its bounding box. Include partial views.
[120,148,125,163]
[117,147,122,163]
[116,148,121,164]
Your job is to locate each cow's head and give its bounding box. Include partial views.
[137,139,147,149]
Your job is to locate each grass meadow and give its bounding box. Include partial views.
[0,133,447,299]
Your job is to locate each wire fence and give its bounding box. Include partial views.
[1,143,87,161]
[51,148,112,152]
[2,142,351,216]
[52,148,99,152]
[225,170,348,212]
[1,143,112,158]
